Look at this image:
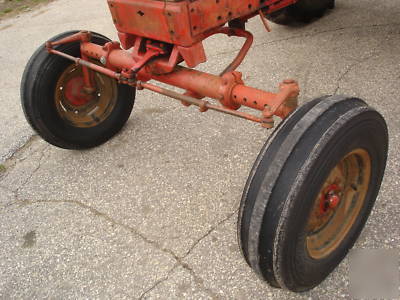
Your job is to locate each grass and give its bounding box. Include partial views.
[0,164,6,173]
[0,0,52,20]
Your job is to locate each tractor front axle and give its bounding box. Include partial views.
[46,30,299,128]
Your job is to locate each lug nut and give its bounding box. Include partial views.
[328,195,340,209]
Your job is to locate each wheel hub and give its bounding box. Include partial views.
[306,149,371,259]
[327,194,340,209]
[55,64,117,128]
[64,76,94,107]
[320,184,341,214]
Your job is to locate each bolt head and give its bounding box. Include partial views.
[328,195,340,209]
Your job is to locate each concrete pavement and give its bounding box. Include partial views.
[0,0,399,298]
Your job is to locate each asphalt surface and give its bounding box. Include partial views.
[0,0,399,298]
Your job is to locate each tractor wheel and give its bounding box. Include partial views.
[238,95,388,292]
[21,31,135,149]
[265,0,335,25]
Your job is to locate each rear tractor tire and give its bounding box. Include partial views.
[265,0,335,25]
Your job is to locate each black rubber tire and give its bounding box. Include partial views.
[238,95,388,292]
[21,31,135,149]
[265,0,335,25]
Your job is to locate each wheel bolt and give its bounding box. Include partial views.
[328,195,340,209]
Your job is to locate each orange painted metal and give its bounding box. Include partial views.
[202,27,253,76]
[177,42,206,68]
[48,48,121,80]
[108,0,193,46]
[64,75,94,106]
[47,31,96,92]
[259,10,272,32]
[107,0,297,47]
[137,81,265,123]
[46,0,301,127]
[150,66,224,100]
[56,38,299,124]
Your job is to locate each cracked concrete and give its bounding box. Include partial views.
[333,54,378,95]
[0,186,14,207]
[0,202,176,299]
[0,0,399,298]
[141,265,214,300]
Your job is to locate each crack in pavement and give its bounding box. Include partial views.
[178,211,240,299]
[5,197,238,298]
[208,22,400,59]
[139,210,239,299]
[138,264,179,299]
[0,134,38,166]
[14,146,49,195]
[0,141,49,208]
[333,53,378,95]
[8,198,181,258]
[138,260,224,299]
[1,131,241,297]
[0,135,45,185]
[180,208,239,259]
[1,130,239,298]
[180,261,221,300]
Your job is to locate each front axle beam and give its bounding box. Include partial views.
[47,30,299,128]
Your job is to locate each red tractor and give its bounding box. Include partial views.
[21,0,388,292]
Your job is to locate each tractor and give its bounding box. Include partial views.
[21,0,388,292]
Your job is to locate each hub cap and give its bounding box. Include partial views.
[55,64,117,128]
[306,149,371,259]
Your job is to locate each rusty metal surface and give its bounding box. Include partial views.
[306,149,372,260]
[52,42,299,127]
[55,64,118,128]
[48,49,121,80]
[107,0,297,47]
[108,0,193,46]
[202,27,254,76]
[48,27,298,127]
[137,81,265,123]
[46,0,302,129]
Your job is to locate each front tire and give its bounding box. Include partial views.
[21,31,135,149]
[238,95,388,292]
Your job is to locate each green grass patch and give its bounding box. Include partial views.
[2,8,13,14]
[0,0,52,20]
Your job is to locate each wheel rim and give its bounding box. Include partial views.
[306,148,371,259]
[55,64,117,128]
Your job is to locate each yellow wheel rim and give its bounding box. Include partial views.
[306,149,371,259]
[55,64,117,128]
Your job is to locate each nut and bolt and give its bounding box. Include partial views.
[100,56,107,65]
